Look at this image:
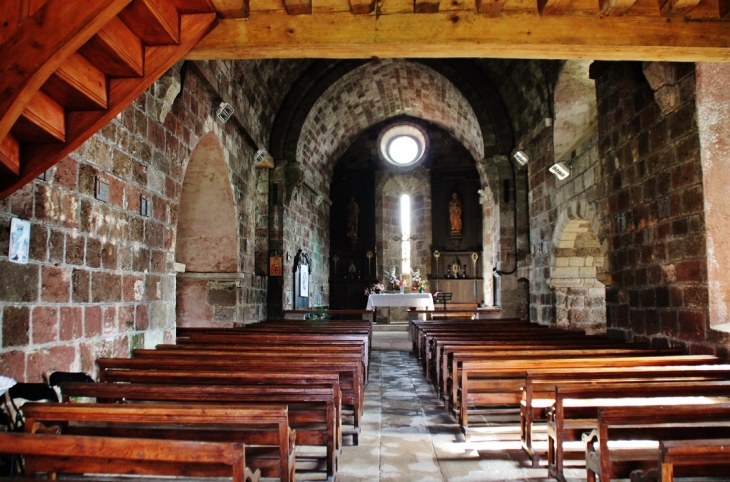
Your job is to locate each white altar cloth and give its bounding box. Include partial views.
[366,293,435,311]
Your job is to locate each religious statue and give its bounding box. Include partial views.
[449,192,462,236]
[346,196,360,239]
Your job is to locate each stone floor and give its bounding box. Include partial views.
[336,349,588,482]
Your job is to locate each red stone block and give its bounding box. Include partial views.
[136,304,149,330]
[119,305,135,333]
[675,259,704,283]
[0,350,25,381]
[3,306,30,347]
[678,310,706,341]
[661,310,678,337]
[122,274,145,302]
[91,272,122,303]
[32,306,58,344]
[41,266,71,303]
[79,340,96,377]
[683,286,709,309]
[59,306,83,341]
[84,305,102,338]
[113,336,130,358]
[11,182,34,220]
[27,345,76,382]
[102,305,117,335]
[107,176,125,207]
[54,156,79,191]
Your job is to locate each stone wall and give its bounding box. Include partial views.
[596,63,728,356]
[0,60,274,381]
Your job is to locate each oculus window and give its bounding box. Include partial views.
[380,124,427,167]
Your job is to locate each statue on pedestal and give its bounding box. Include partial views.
[449,192,462,237]
[346,196,359,239]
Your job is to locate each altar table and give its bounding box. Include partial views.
[366,292,435,311]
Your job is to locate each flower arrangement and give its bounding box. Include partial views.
[385,266,399,285]
[364,283,385,295]
[415,279,428,290]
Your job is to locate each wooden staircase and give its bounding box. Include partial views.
[0,0,219,199]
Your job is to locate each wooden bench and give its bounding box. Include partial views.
[436,340,650,397]
[0,432,260,481]
[583,404,730,482]
[631,439,730,482]
[456,355,719,437]
[519,364,730,465]
[59,381,339,481]
[282,309,374,322]
[548,381,730,482]
[21,402,295,482]
[97,361,361,444]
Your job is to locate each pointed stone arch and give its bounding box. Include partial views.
[549,205,607,333]
[175,132,239,327]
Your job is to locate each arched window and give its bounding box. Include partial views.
[400,194,411,275]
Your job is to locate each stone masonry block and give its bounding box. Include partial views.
[0,261,39,302]
[3,306,30,347]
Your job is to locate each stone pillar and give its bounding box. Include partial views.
[696,63,730,333]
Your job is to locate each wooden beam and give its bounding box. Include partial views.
[599,0,637,15]
[79,17,144,77]
[659,0,700,16]
[0,0,131,150]
[208,0,249,17]
[171,0,216,13]
[12,90,65,143]
[42,52,107,111]
[476,0,508,14]
[415,0,441,13]
[0,13,218,200]
[118,0,180,45]
[187,12,730,62]
[349,0,376,14]
[538,0,573,15]
[722,0,730,17]
[0,134,20,175]
[282,0,311,15]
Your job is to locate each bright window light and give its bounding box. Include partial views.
[400,194,411,275]
[389,136,419,165]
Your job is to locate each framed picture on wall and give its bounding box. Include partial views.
[8,218,30,265]
[300,268,309,297]
[269,256,283,276]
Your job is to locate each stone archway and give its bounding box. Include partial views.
[548,217,606,334]
[175,132,239,327]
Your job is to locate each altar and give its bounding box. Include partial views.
[366,292,435,311]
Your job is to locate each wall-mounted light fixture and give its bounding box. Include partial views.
[314,195,324,206]
[513,150,529,166]
[214,101,234,123]
[549,162,571,180]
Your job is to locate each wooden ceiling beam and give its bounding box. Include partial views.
[0,134,20,176]
[188,13,730,62]
[283,0,312,15]
[538,0,573,15]
[209,0,249,17]
[349,0,376,14]
[119,0,181,44]
[12,90,65,143]
[476,0,508,14]
[599,0,638,16]
[415,0,441,13]
[659,0,700,16]
[722,0,730,17]
[0,13,218,200]
[79,17,144,77]
[42,53,108,111]
[0,0,132,150]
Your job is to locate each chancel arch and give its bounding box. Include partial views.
[175,132,239,328]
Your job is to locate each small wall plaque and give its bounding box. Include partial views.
[8,218,30,264]
[95,177,110,202]
[140,195,150,217]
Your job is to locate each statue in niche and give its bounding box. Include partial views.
[449,192,463,237]
[346,196,360,239]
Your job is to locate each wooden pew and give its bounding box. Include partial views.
[656,438,730,482]
[97,364,358,445]
[282,309,374,322]
[59,381,339,482]
[0,432,260,482]
[583,404,730,482]
[519,364,730,465]
[21,402,295,482]
[456,355,719,436]
[548,381,730,482]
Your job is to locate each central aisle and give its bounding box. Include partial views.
[336,350,584,482]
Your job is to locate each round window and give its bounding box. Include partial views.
[379,124,427,167]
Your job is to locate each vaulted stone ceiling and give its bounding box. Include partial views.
[265,57,552,192]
